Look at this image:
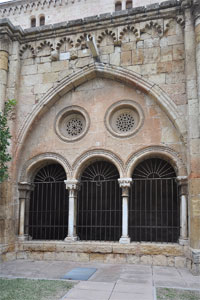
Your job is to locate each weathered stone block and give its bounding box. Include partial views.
[132,49,144,65]
[43,252,56,260]
[104,254,127,264]
[43,72,58,83]
[152,255,167,266]
[37,62,51,73]
[173,45,185,60]
[121,51,132,66]
[157,61,172,73]
[110,52,120,66]
[140,255,152,265]
[175,257,186,268]
[127,255,140,264]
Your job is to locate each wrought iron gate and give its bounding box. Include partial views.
[26,164,68,240]
[129,158,180,243]
[77,161,121,241]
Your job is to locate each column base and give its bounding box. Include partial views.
[191,249,200,276]
[179,238,189,246]
[18,234,31,241]
[64,236,79,242]
[119,236,131,244]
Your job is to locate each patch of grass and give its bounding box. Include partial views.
[0,278,74,300]
[157,287,200,300]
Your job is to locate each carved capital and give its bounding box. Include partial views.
[0,34,11,53]
[118,178,132,188]
[181,0,192,9]
[64,179,80,191]
[177,176,188,196]
[18,182,34,199]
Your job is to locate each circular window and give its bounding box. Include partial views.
[55,106,90,142]
[105,100,144,138]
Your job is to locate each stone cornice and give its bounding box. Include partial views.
[0,3,183,44]
[0,18,23,41]
[0,0,181,18]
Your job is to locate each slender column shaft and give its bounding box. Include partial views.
[122,0,126,10]
[122,187,129,237]
[180,194,187,239]
[68,189,78,237]
[18,182,34,241]
[65,180,80,242]
[19,198,25,236]
[0,35,10,113]
[118,178,132,244]
[177,176,188,245]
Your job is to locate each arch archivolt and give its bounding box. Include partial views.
[125,146,187,178]
[72,149,124,179]
[19,152,72,182]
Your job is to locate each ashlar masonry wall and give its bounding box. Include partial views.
[0,0,171,29]
[0,0,200,274]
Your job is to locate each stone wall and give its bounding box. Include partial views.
[0,0,200,275]
[0,0,166,29]
[1,241,189,270]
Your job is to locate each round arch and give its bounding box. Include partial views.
[125,146,187,178]
[72,149,124,180]
[19,152,72,183]
[14,63,187,169]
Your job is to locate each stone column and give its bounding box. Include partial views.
[18,182,34,241]
[118,178,132,244]
[0,34,10,113]
[64,180,80,242]
[122,0,126,10]
[177,176,188,245]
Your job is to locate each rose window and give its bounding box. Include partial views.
[116,113,135,132]
[55,106,90,142]
[66,118,83,136]
[104,100,144,138]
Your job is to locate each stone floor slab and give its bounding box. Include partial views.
[75,281,115,291]
[110,291,153,300]
[64,288,111,300]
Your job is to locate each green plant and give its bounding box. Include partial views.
[0,99,16,183]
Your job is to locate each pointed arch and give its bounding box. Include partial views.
[15,63,187,164]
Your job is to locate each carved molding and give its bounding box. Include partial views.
[97,30,117,47]
[119,25,140,41]
[20,152,72,182]
[56,37,74,51]
[19,44,35,58]
[37,40,54,52]
[125,146,187,177]
[76,33,91,49]
[142,21,163,36]
[72,148,125,179]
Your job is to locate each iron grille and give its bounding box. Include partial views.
[26,164,68,240]
[130,158,180,243]
[77,161,121,241]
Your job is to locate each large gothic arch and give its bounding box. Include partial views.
[15,63,187,166]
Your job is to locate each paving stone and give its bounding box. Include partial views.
[65,288,111,300]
